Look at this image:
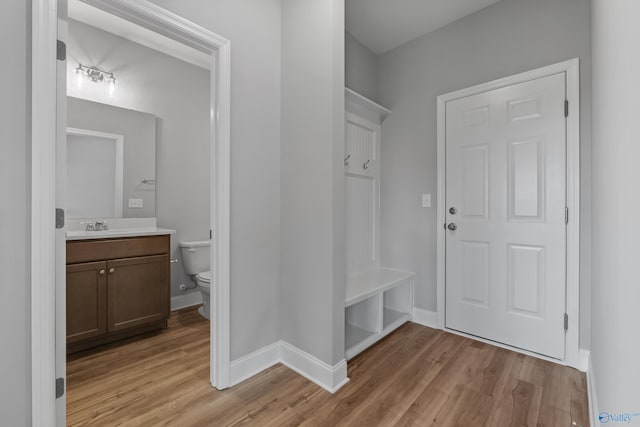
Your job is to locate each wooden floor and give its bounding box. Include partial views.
[67,307,589,426]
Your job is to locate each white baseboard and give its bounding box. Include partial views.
[229,341,349,394]
[280,341,349,393]
[170,292,202,311]
[586,352,599,427]
[411,307,438,328]
[229,341,281,387]
[578,349,590,373]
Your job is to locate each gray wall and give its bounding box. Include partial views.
[281,0,346,366]
[591,0,640,415]
[67,97,157,219]
[147,0,283,360]
[0,1,30,425]
[346,31,378,102]
[377,0,592,348]
[68,19,210,300]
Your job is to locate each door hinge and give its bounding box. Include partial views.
[564,313,569,331]
[56,40,66,61]
[56,208,65,229]
[56,377,65,399]
[564,100,569,118]
[210,229,213,239]
[565,207,569,225]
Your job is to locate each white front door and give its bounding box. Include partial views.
[445,73,567,359]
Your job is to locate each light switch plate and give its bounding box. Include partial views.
[422,194,432,208]
[128,198,144,208]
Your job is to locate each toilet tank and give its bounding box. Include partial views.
[179,240,211,275]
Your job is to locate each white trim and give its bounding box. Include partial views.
[228,341,350,394]
[66,127,124,218]
[586,353,599,427]
[31,0,58,425]
[280,342,349,393]
[80,0,229,52]
[212,39,232,390]
[32,0,233,421]
[229,342,281,387]
[578,348,590,373]
[411,307,438,329]
[436,58,581,369]
[68,0,211,70]
[170,291,203,311]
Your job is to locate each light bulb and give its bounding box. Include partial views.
[75,66,84,89]
[107,76,116,97]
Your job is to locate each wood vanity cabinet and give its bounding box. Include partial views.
[66,235,170,353]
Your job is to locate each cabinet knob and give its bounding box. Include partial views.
[109,268,115,274]
[99,269,105,276]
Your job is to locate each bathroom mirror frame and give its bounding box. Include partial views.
[31,0,232,422]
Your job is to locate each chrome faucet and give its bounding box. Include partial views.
[81,221,95,231]
[94,220,109,231]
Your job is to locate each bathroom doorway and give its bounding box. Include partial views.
[31,0,231,423]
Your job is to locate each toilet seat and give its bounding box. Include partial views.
[196,271,211,288]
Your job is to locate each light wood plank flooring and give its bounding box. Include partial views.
[67,307,589,426]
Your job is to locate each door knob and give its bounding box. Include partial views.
[98,269,105,276]
[449,207,457,215]
[109,268,115,274]
[447,223,457,231]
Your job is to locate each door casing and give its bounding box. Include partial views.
[31,0,232,424]
[436,58,581,369]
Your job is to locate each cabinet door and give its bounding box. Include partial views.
[67,261,107,343]
[107,255,169,332]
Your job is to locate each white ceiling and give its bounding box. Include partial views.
[68,0,211,70]
[346,0,503,54]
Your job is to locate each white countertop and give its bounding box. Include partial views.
[66,227,176,241]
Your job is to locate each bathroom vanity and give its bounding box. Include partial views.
[64,100,179,353]
[66,227,175,354]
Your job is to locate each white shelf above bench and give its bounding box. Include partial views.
[346,268,415,307]
[345,88,391,123]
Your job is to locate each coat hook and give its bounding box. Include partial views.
[344,154,351,166]
[363,160,370,170]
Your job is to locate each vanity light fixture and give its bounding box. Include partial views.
[75,63,117,97]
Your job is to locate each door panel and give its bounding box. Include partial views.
[459,241,489,307]
[507,244,545,317]
[460,144,489,219]
[509,138,545,220]
[445,73,566,359]
[66,261,107,343]
[107,255,169,332]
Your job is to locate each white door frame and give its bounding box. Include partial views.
[31,0,232,423]
[436,58,580,368]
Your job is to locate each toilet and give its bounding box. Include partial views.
[179,240,211,320]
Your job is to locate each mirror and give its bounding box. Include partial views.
[66,96,157,219]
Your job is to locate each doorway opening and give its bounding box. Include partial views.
[31,0,231,422]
